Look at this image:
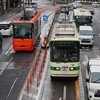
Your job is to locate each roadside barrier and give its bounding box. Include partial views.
[26,78,30,94]
[30,71,33,84]
[25,45,42,93]
[36,47,48,87]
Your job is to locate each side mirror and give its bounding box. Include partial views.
[86,78,89,82]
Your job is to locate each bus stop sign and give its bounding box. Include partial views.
[43,15,48,23]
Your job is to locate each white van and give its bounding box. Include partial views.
[79,26,95,46]
[0,21,13,36]
[86,58,100,100]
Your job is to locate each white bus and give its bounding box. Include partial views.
[73,8,93,31]
[50,23,80,79]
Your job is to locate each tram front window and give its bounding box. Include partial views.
[52,46,78,62]
[13,24,32,38]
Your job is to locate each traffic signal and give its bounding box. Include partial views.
[43,36,47,45]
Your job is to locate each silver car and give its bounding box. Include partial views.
[92,2,100,8]
[0,21,13,36]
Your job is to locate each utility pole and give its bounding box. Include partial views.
[1,0,5,15]
[7,0,10,12]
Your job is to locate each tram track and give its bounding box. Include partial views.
[51,79,79,100]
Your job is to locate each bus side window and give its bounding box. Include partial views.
[32,24,34,37]
[34,20,38,37]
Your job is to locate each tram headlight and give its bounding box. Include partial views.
[56,67,60,70]
[70,67,74,70]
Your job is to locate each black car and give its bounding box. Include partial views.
[0,32,3,48]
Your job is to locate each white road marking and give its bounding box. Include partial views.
[82,60,88,66]
[85,55,89,62]
[5,45,13,55]
[59,97,62,100]
[63,86,66,100]
[94,16,100,24]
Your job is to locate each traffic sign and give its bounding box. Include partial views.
[43,15,48,23]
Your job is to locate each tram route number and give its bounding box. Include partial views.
[61,66,69,73]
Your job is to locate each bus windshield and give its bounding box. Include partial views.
[13,24,32,38]
[50,41,80,62]
[75,16,92,26]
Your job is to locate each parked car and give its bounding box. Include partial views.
[0,21,13,36]
[87,6,94,15]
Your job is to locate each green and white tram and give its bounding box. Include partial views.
[50,23,80,78]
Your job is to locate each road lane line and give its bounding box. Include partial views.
[5,45,13,55]
[94,16,100,24]
[63,86,66,100]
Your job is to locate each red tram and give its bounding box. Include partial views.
[12,7,41,51]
